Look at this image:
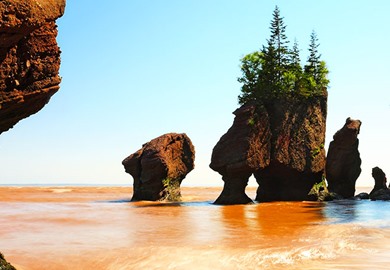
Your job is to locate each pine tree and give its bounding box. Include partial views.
[290,39,301,71]
[259,40,278,98]
[304,30,329,96]
[237,7,329,105]
[287,39,303,93]
[268,6,290,84]
[304,30,321,79]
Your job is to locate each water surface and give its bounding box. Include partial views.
[1,186,389,269]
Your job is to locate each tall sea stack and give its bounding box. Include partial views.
[210,96,327,204]
[326,117,362,198]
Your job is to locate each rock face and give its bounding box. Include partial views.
[210,97,327,204]
[122,133,195,201]
[326,117,362,198]
[210,104,270,204]
[0,0,66,134]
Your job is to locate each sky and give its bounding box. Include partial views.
[0,0,389,188]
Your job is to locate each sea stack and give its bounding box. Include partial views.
[209,103,271,204]
[122,133,195,201]
[0,0,66,134]
[369,167,390,200]
[326,117,362,198]
[210,96,327,204]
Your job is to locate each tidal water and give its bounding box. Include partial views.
[1,186,390,270]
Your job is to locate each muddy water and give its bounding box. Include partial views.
[1,186,390,269]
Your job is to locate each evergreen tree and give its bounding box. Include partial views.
[268,6,290,84]
[304,30,329,96]
[237,7,329,105]
[259,40,278,98]
[287,39,303,93]
[304,30,321,78]
[290,39,301,71]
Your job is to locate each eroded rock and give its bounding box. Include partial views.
[122,133,195,201]
[326,117,362,198]
[255,98,327,202]
[210,96,327,204]
[210,103,270,204]
[0,0,66,134]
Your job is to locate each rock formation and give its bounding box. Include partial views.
[210,103,270,204]
[369,167,390,200]
[326,117,362,198]
[0,252,16,270]
[0,0,66,134]
[122,133,195,201]
[210,97,327,204]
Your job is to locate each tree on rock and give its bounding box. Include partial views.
[303,30,329,97]
[238,6,330,105]
[268,6,290,87]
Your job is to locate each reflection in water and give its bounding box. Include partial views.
[323,200,358,224]
[218,202,325,247]
[1,187,390,269]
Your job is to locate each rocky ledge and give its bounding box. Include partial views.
[210,96,327,204]
[122,133,195,201]
[0,0,66,134]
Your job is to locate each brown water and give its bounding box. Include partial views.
[1,186,390,269]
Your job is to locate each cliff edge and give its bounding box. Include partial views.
[0,0,66,134]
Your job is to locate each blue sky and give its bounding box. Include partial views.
[0,0,389,187]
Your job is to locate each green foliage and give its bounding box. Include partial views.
[247,117,255,126]
[162,178,181,202]
[238,6,329,105]
[308,175,330,201]
[311,143,324,158]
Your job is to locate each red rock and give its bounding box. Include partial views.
[210,103,270,204]
[210,97,327,204]
[255,98,327,202]
[0,0,65,134]
[122,133,195,201]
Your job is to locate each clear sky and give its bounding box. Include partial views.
[0,0,389,187]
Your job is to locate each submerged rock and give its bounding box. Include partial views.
[354,192,369,200]
[0,252,16,270]
[326,118,362,198]
[122,133,195,201]
[0,0,66,134]
[210,96,327,204]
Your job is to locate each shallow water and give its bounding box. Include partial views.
[1,186,390,269]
